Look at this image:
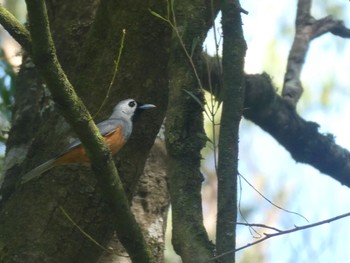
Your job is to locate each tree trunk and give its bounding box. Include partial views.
[165,0,216,262]
[0,1,170,262]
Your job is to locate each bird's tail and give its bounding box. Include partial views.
[21,159,57,184]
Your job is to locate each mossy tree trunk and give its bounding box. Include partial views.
[0,1,348,262]
[165,1,218,262]
[0,0,250,262]
[0,1,170,262]
[216,1,246,262]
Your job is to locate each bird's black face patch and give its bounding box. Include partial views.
[132,101,144,121]
[131,101,155,122]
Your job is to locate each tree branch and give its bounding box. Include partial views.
[216,0,246,262]
[282,0,350,107]
[198,1,350,189]
[207,211,350,262]
[200,51,350,189]
[244,73,350,188]
[235,222,283,232]
[330,22,350,38]
[0,4,31,52]
[21,1,154,262]
[165,1,214,262]
[311,16,350,39]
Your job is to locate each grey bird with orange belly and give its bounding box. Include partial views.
[21,98,155,184]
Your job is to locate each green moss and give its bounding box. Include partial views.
[164,0,215,262]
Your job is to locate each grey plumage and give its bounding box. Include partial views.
[21,99,155,184]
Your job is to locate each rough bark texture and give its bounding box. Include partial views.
[165,1,214,262]
[200,53,350,189]
[98,137,169,263]
[245,74,350,187]
[0,1,171,262]
[282,0,350,107]
[216,1,246,262]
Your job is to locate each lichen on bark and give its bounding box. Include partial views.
[165,0,214,262]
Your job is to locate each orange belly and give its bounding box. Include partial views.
[55,126,126,165]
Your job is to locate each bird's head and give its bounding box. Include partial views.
[112,98,156,121]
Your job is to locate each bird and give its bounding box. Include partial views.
[21,98,156,184]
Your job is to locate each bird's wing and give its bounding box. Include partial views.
[97,118,125,136]
[59,118,125,155]
[21,158,57,184]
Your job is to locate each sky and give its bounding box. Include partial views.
[201,1,350,262]
[1,0,350,262]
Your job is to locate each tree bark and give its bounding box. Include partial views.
[244,74,350,187]
[216,1,246,262]
[165,1,215,262]
[98,137,169,263]
[200,54,350,189]
[0,1,171,262]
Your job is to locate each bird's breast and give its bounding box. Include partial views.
[104,126,127,155]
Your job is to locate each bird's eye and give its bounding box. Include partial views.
[128,101,136,108]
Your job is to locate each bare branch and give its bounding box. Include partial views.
[206,211,350,262]
[200,50,350,188]
[0,4,31,52]
[200,52,350,189]
[296,0,311,18]
[330,21,350,38]
[245,74,350,188]
[311,16,350,39]
[216,1,247,262]
[239,173,308,222]
[235,222,282,232]
[282,0,313,107]
[282,0,350,107]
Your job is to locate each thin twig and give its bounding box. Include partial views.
[205,211,350,262]
[239,173,309,222]
[235,222,282,232]
[237,174,261,238]
[151,2,221,175]
[59,206,129,257]
[282,0,350,107]
[93,29,126,118]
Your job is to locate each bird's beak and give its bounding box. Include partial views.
[137,103,156,110]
